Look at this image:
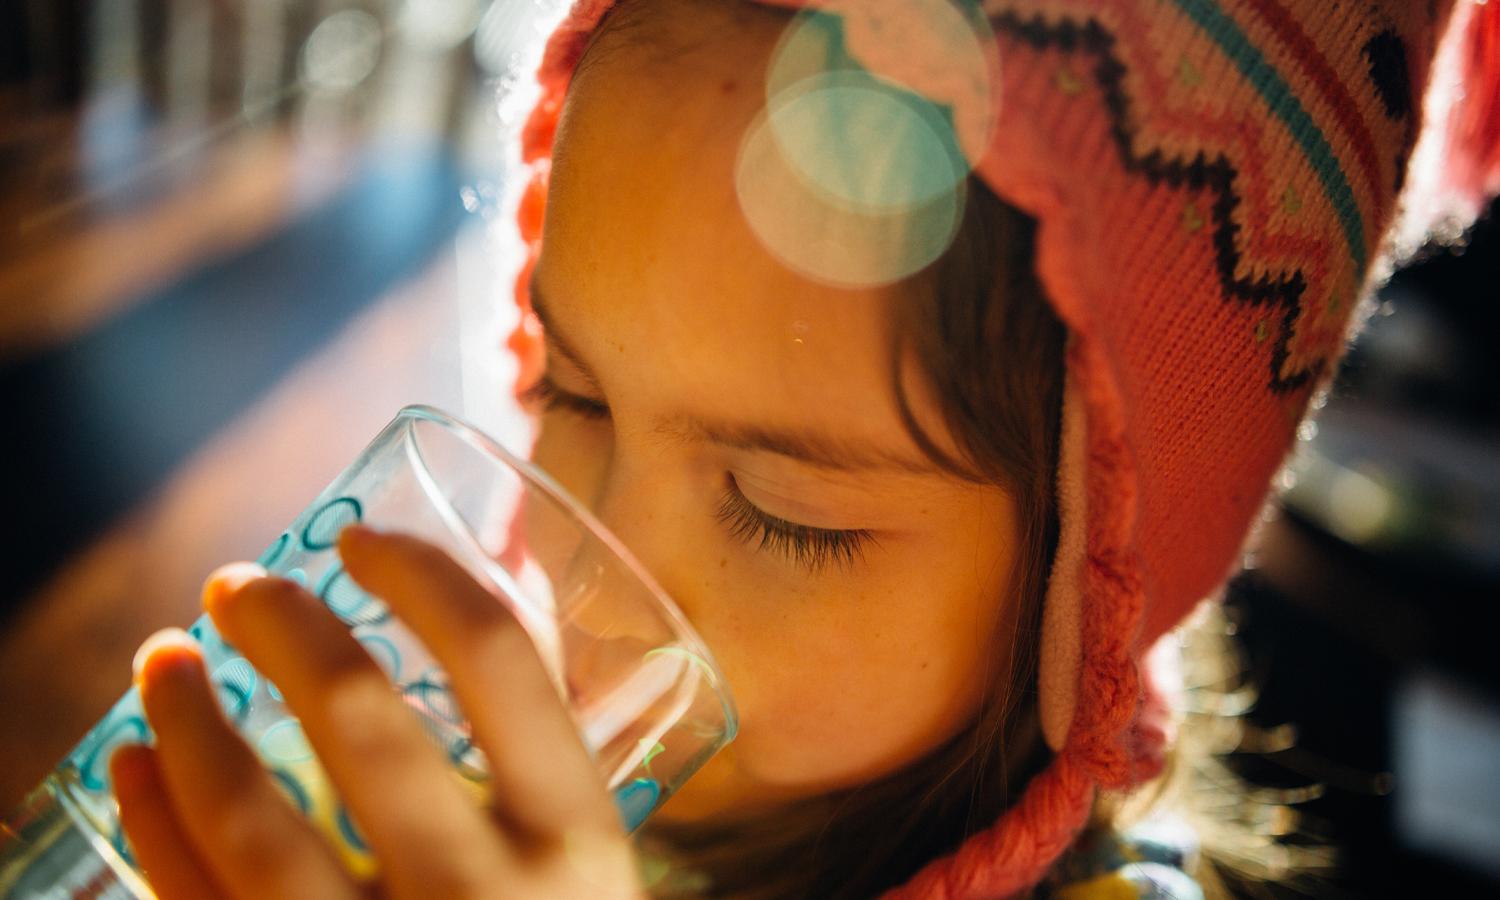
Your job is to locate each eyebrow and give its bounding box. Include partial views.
[527,273,950,478]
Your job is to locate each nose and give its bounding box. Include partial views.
[584,453,683,607]
[551,453,705,687]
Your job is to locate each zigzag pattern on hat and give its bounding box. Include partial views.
[989,0,1428,396]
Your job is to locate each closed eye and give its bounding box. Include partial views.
[519,373,611,420]
[715,474,877,574]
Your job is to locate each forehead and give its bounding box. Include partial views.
[540,7,948,452]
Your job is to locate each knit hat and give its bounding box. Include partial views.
[502,1,1499,896]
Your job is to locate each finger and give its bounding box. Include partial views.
[135,629,364,900]
[203,568,509,897]
[110,743,229,900]
[336,525,621,841]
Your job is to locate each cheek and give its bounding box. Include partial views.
[705,572,1002,793]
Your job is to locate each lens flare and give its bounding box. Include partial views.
[735,3,998,287]
[735,75,966,287]
[766,3,998,171]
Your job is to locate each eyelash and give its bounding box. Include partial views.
[519,373,611,420]
[715,478,877,575]
[522,371,875,574]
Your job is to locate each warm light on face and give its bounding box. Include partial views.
[530,0,1023,822]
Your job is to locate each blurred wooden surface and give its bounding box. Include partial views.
[0,251,468,810]
[0,126,351,357]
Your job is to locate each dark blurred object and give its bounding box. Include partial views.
[1281,224,1500,583]
[1225,205,1500,896]
[0,0,86,106]
[0,0,539,617]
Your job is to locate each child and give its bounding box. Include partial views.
[116,0,1500,897]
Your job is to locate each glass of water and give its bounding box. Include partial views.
[0,404,737,897]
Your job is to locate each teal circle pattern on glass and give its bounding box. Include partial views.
[302,497,363,551]
[403,673,463,725]
[111,821,134,867]
[444,735,490,783]
[258,532,291,568]
[614,778,661,832]
[271,768,310,814]
[259,719,314,764]
[356,633,402,680]
[337,804,369,852]
[188,620,235,657]
[317,564,390,627]
[401,675,469,759]
[76,713,149,792]
[212,658,258,726]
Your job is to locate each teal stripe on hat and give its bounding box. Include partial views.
[1170,0,1368,271]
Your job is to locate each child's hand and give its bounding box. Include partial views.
[109,525,642,900]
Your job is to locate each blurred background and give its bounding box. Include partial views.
[0,1,1497,897]
[0,0,556,855]
[1220,209,1500,895]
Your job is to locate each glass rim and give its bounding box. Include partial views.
[394,404,739,741]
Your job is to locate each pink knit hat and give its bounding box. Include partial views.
[503,1,1499,896]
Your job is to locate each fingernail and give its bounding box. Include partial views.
[202,561,268,614]
[132,627,199,685]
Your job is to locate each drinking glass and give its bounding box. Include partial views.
[0,404,736,897]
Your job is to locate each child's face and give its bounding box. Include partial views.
[527,3,1022,822]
